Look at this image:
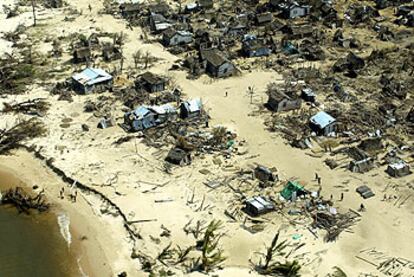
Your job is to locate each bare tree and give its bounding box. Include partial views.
[132,50,142,69]
[31,0,37,26]
[144,51,150,69]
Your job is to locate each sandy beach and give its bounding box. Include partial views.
[0,152,135,277]
[0,0,413,276]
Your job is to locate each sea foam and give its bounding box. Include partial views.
[57,213,72,248]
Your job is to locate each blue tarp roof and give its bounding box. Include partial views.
[310,111,336,128]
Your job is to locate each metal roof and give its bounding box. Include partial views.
[183,98,202,113]
[310,111,336,129]
[131,106,152,119]
[246,196,274,211]
[72,68,112,86]
[149,104,176,115]
[389,161,408,170]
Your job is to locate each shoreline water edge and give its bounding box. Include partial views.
[0,151,128,277]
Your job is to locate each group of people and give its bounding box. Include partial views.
[315,172,366,212]
[59,187,78,203]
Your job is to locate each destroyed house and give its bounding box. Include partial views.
[244,196,275,216]
[349,158,374,173]
[283,24,313,39]
[180,98,202,119]
[162,29,193,47]
[386,161,411,178]
[45,0,63,8]
[358,137,383,152]
[165,148,192,166]
[72,68,113,94]
[254,166,278,183]
[256,12,273,25]
[72,47,91,63]
[301,88,316,102]
[281,3,311,19]
[136,72,167,93]
[201,49,234,78]
[407,106,414,123]
[266,90,302,113]
[242,35,271,58]
[226,23,247,37]
[149,3,170,16]
[348,148,374,173]
[102,44,122,61]
[309,111,336,136]
[280,181,306,201]
[119,3,141,17]
[185,3,199,13]
[198,0,214,10]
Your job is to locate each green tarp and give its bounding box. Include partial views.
[280,181,305,200]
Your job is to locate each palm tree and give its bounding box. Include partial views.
[256,232,301,276]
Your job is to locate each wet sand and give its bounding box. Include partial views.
[0,160,118,277]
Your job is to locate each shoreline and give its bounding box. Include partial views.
[0,150,132,277]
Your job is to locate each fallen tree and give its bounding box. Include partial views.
[0,118,46,155]
[0,187,49,214]
[2,98,50,116]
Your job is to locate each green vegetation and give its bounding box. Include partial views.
[256,232,302,277]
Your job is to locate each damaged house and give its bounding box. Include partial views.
[348,148,374,173]
[283,24,314,39]
[281,2,311,19]
[136,72,167,93]
[198,0,214,10]
[180,98,202,119]
[45,0,63,8]
[123,104,176,132]
[149,13,172,33]
[386,161,411,178]
[72,68,113,94]
[201,49,235,78]
[256,12,273,25]
[72,47,91,64]
[244,196,275,216]
[162,29,193,47]
[242,35,271,58]
[301,88,316,103]
[102,44,122,61]
[266,89,302,113]
[309,111,336,136]
[165,148,192,166]
[119,3,141,19]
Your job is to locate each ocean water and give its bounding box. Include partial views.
[0,205,79,277]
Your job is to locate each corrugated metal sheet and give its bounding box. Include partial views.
[310,111,336,128]
[72,68,112,86]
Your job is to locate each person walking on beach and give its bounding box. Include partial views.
[340,192,344,201]
[88,4,92,13]
[74,190,78,202]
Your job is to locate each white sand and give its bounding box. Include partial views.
[0,0,413,276]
